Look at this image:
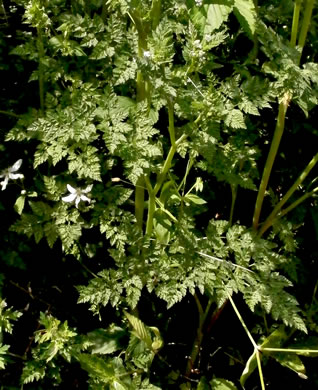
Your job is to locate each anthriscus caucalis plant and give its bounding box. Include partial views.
[1,0,318,388]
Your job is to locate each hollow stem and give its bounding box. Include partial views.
[150,0,161,30]
[256,349,266,390]
[133,10,148,230]
[290,0,302,47]
[185,295,213,377]
[229,184,237,226]
[253,95,290,230]
[298,0,315,50]
[258,152,318,236]
[253,0,314,231]
[227,291,257,349]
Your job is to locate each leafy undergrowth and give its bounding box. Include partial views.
[1,0,318,389]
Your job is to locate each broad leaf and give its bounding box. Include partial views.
[87,326,126,354]
[233,0,257,38]
[124,311,152,349]
[272,353,307,379]
[14,195,25,215]
[191,4,233,35]
[210,377,238,390]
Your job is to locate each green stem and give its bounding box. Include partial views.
[0,110,20,118]
[227,291,258,349]
[153,134,186,196]
[253,96,290,230]
[150,0,161,30]
[185,295,213,377]
[256,349,266,390]
[145,176,155,235]
[37,27,45,116]
[229,184,237,226]
[261,347,318,353]
[135,177,146,230]
[298,0,315,50]
[134,11,148,230]
[145,132,186,234]
[253,0,314,231]
[258,152,318,236]
[290,0,302,47]
[167,100,175,146]
[101,0,108,20]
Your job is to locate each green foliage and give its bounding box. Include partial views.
[1,0,318,388]
[0,299,22,335]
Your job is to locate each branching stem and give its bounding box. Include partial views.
[258,152,318,236]
[185,295,213,377]
[253,96,290,230]
[253,0,315,231]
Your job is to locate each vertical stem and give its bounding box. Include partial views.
[298,0,315,50]
[37,27,45,116]
[150,0,161,30]
[253,0,314,231]
[256,349,266,390]
[253,97,289,230]
[145,175,155,236]
[135,177,145,230]
[167,100,175,146]
[134,13,148,230]
[290,0,302,47]
[229,184,237,226]
[185,295,213,377]
[101,0,108,20]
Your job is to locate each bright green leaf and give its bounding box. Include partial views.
[210,377,238,390]
[14,195,26,215]
[184,193,207,205]
[233,0,257,38]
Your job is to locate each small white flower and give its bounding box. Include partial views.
[195,0,203,6]
[143,50,151,58]
[193,39,202,49]
[62,184,93,208]
[0,159,24,191]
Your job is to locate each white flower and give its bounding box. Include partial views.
[143,50,151,58]
[62,184,93,208]
[0,159,24,191]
